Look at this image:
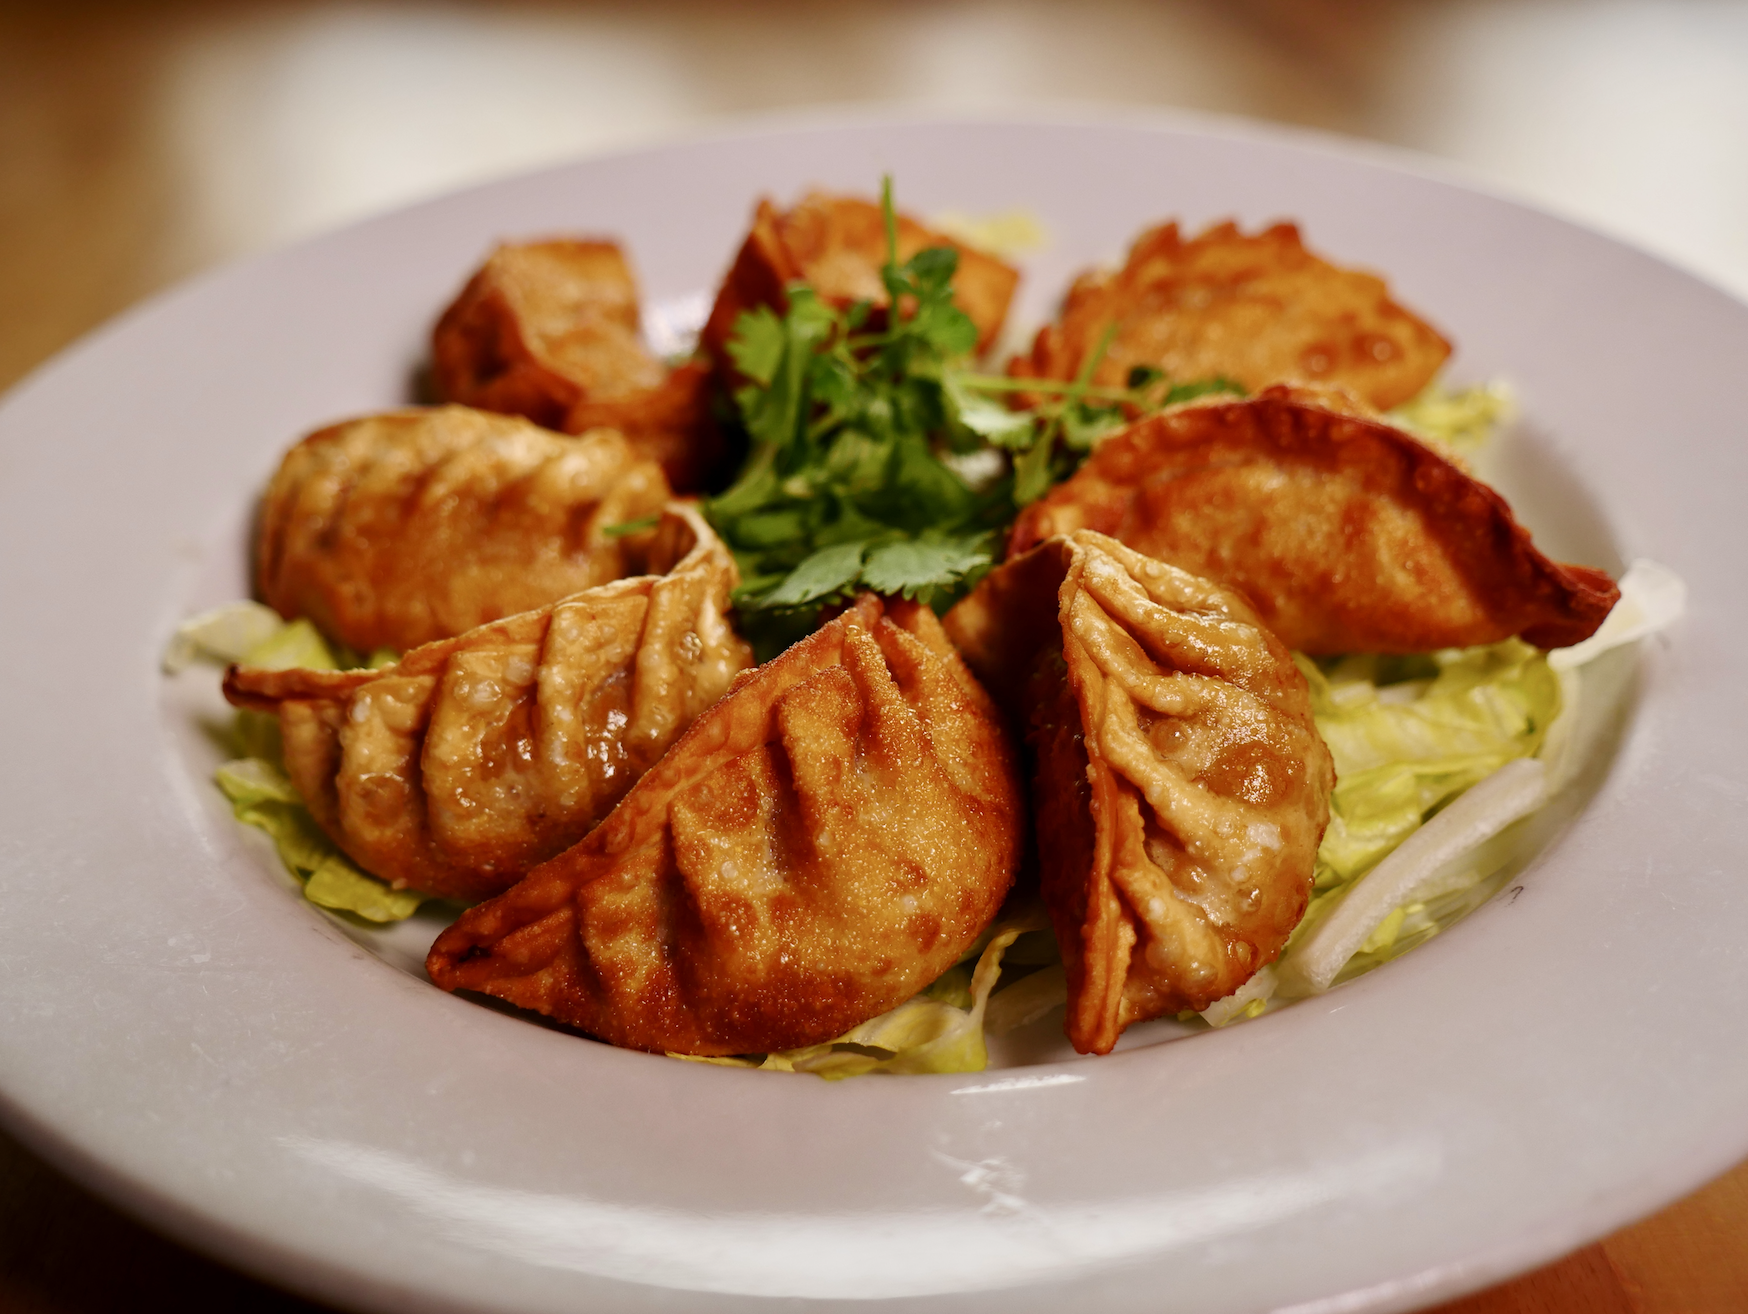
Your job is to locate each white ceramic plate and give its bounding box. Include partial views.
[1,113,1744,1314]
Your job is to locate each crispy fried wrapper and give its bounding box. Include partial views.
[426,595,1024,1056]
[257,406,672,654]
[701,191,1020,368]
[227,504,751,902]
[432,239,726,490]
[946,533,1334,1054]
[1010,220,1449,411]
[1009,386,1620,654]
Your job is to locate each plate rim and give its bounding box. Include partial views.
[0,106,1743,1314]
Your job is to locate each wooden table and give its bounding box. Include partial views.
[3,1,1744,1307]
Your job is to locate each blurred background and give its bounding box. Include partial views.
[3,0,1746,1310]
[7,0,1748,392]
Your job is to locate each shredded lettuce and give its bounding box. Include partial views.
[1302,641,1559,888]
[170,604,422,924]
[215,757,424,922]
[1388,380,1514,460]
[1258,562,1683,1005]
[698,634,1582,1060]
[929,208,1050,260]
[1276,757,1549,995]
[163,601,286,673]
[1191,639,1559,1017]
[1201,964,1278,1028]
[241,617,340,672]
[681,906,1053,1078]
[304,855,425,922]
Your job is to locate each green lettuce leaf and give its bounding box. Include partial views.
[678,904,1054,1078]
[241,617,340,672]
[1388,380,1513,459]
[1197,638,1564,1021]
[776,923,1026,1078]
[860,533,994,599]
[215,757,423,923]
[305,855,424,922]
[162,601,285,673]
[1302,641,1558,887]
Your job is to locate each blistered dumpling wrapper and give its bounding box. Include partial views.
[431,240,726,490]
[1009,385,1620,656]
[225,503,750,902]
[947,532,1334,1054]
[257,406,673,654]
[1007,219,1450,411]
[700,191,1020,371]
[426,595,1024,1057]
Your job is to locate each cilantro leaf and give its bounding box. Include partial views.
[1060,400,1127,451]
[1011,431,1058,506]
[726,304,786,386]
[760,541,869,607]
[861,534,994,599]
[601,514,660,539]
[944,372,1033,448]
[704,174,1246,653]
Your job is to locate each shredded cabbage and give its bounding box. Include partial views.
[722,632,1583,1063]
[1276,757,1549,995]
[241,617,340,672]
[1388,380,1514,460]
[1257,641,1558,1003]
[214,757,424,923]
[1250,562,1683,1008]
[175,553,1685,1061]
[1303,642,1559,888]
[928,208,1049,260]
[680,906,1054,1078]
[167,599,397,675]
[163,601,285,673]
[168,604,422,924]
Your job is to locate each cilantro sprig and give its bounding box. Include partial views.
[703,177,1242,652]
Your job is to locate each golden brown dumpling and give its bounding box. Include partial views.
[1009,386,1620,655]
[426,595,1024,1056]
[700,192,1020,369]
[946,533,1333,1055]
[1009,220,1449,411]
[431,239,725,490]
[256,406,671,654]
[227,504,750,902]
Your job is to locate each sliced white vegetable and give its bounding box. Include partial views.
[1200,965,1277,1028]
[985,964,1067,1036]
[162,600,284,673]
[1276,757,1547,996]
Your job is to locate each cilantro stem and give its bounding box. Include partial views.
[1074,320,1119,393]
[881,175,899,273]
[953,373,1138,403]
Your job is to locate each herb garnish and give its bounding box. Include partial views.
[704,177,1242,651]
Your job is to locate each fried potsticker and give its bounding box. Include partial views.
[946,533,1333,1055]
[1010,220,1449,410]
[700,191,1020,368]
[432,240,725,490]
[257,406,671,654]
[1009,386,1620,655]
[426,595,1024,1056]
[227,504,750,902]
